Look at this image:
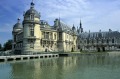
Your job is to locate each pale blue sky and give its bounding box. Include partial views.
[0,0,120,45]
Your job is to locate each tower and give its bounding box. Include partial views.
[12,18,23,54]
[77,20,83,34]
[22,1,41,54]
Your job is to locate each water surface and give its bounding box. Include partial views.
[0,52,120,79]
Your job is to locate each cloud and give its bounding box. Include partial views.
[0,0,120,44]
[32,0,91,27]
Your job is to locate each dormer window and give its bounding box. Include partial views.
[30,14,34,20]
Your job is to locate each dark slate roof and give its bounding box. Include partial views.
[59,21,71,31]
[13,23,22,29]
[40,20,51,28]
[59,21,78,34]
[39,19,78,35]
[79,31,120,39]
[25,8,40,18]
[40,19,78,34]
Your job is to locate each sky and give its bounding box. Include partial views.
[0,0,120,45]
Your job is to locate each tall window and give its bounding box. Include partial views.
[107,39,109,43]
[50,33,52,39]
[30,14,34,20]
[30,24,34,36]
[112,39,114,43]
[59,32,62,40]
[29,40,34,48]
[54,34,56,40]
[46,32,49,39]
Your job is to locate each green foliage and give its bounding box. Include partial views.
[3,39,12,51]
[0,44,2,51]
[0,44,1,49]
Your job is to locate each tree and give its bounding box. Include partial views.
[0,44,2,51]
[3,40,12,51]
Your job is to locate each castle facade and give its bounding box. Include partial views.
[12,1,78,54]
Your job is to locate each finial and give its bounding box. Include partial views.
[31,0,35,8]
[17,18,20,23]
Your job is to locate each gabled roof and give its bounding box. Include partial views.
[79,31,120,39]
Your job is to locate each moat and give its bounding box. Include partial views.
[0,51,120,79]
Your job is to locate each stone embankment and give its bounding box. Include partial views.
[0,54,59,62]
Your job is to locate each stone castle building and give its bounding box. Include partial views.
[12,1,78,54]
[77,29,120,52]
[12,1,120,54]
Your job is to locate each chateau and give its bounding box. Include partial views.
[77,29,120,52]
[12,1,78,54]
[12,1,120,54]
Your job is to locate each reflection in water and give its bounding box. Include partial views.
[0,52,120,79]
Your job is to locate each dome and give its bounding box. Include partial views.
[13,23,22,29]
[25,8,40,18]
[24,2,40,18]
[13,18,22,30]
[72,24,76,30]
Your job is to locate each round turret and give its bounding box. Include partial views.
[13,18,22,32]
[23,1,40,21]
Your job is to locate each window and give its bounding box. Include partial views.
[54,34,56,40]
[50,33,52,39]
[107,39,109,43]
[30,24,34,36]
[46,32,49,39]
[30,14,34,20]
[29,40,34,48]
[112,39,114,43]
[59,32,62,40]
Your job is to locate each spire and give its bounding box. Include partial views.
[30,0,35,9]
[80,19,82,28]
[59,12,61,23]
[58,12,61,28]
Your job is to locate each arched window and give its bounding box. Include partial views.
[112,39,114,43]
